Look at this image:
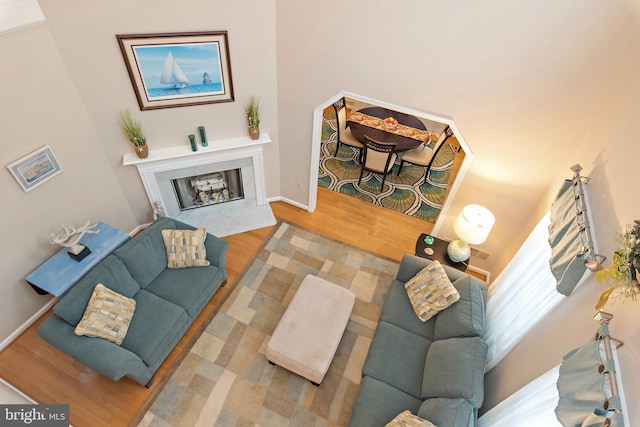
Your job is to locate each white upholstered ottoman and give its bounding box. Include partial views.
[266,274,355,385]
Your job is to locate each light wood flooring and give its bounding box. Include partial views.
[0,188,481,427]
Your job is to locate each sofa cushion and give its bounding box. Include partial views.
[386,410,438,427]
[114,218,175,288]
[380,280,436,339]
[348,375,423,427]
[54,255,140,326]
[433,276,486,340]
[362,321,432,399]
[120,289,189,368]
[145,264,221,317]
[161,228,211,269]
[404,261,460,322]
[74,284,136,345]
[421,337,488,408]
[417,398,475,427]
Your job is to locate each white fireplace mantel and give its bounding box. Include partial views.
[123,133,275,236]
[123,133,271,167]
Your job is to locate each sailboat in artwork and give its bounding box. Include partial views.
[160,52,189,89]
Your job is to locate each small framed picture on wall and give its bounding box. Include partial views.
[7,145,63,192]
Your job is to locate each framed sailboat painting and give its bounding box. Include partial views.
[117,31,234,110]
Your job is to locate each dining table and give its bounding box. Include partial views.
[346,106,430,152]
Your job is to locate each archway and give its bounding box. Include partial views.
[309,91,472,235]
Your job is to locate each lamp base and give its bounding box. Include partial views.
[447,240,470,263]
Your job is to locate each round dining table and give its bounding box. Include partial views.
[347,107,428,152]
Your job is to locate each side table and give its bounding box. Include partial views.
[415,233,467,272]
[25,222,130,297]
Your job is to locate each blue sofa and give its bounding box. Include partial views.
[348,254,489,427]
[38,217,228,386]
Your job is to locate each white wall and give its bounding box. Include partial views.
[0,380,33,404]
[1,0,639,421]
[0,23,137,342]
[274,1,640,421]
[37,0,280,224]
[0,0,279,344]
[274,0,635,276]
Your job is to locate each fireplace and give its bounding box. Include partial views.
[172,169,244,211]
[123,134,275,236]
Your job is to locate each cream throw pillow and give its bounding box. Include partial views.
[74,283,136,345]
[161,228,210,269]
[404,260,460,322]
[386,410,438,427]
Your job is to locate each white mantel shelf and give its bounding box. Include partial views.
[122,133,271,166]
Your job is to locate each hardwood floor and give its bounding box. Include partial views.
[0,188,476,427]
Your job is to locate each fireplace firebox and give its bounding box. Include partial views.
[171,169,244,211]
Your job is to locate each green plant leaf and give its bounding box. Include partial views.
[120,109,146,146]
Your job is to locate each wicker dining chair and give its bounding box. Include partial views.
[358,136,397,192]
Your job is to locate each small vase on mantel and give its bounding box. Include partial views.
[198,126,208,147]
[248,127,260,140]
[188,134,198,152]
[134,144,149,159]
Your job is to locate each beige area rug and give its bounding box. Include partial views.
[137,220,399,427]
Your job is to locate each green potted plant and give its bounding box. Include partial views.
[244,96,260,140]
[120,109,148,158]
[594,220,640,310]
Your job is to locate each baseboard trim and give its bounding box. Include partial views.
[268,195,309,211]
[0,298,56,351]
[130,222,151,236]
[0,378,37,404]
[1,222,151,352]
[467,265,491,282]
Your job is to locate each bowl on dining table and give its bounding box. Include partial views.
[383,117,398,129]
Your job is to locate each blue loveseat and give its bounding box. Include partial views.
[38,216,228,386]
[348,254,489,427]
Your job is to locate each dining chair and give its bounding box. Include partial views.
[358,136,397,192]
[397,126,453,184]
[333,98,364,161]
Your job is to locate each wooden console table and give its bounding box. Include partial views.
[25,222,130,297]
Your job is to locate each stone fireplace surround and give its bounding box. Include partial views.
[123,133,275,237]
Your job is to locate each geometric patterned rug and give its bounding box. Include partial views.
[136,220,399,427]
[318,107,456,223]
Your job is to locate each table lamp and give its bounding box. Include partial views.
[447,204,495,263]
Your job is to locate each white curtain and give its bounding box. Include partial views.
[485,211,566,370]
[477,365,562,427]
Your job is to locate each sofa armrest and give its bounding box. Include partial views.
[396,254,487,295]
[396,254,432,282]
[38,315,153,386]
[204,234,229,270]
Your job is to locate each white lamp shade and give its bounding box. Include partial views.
[453,204,495,245]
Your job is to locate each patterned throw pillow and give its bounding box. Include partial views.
[74,283,136,345]
[404,260,460,322]
[161,228,210,269]
[386,410,438,427]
